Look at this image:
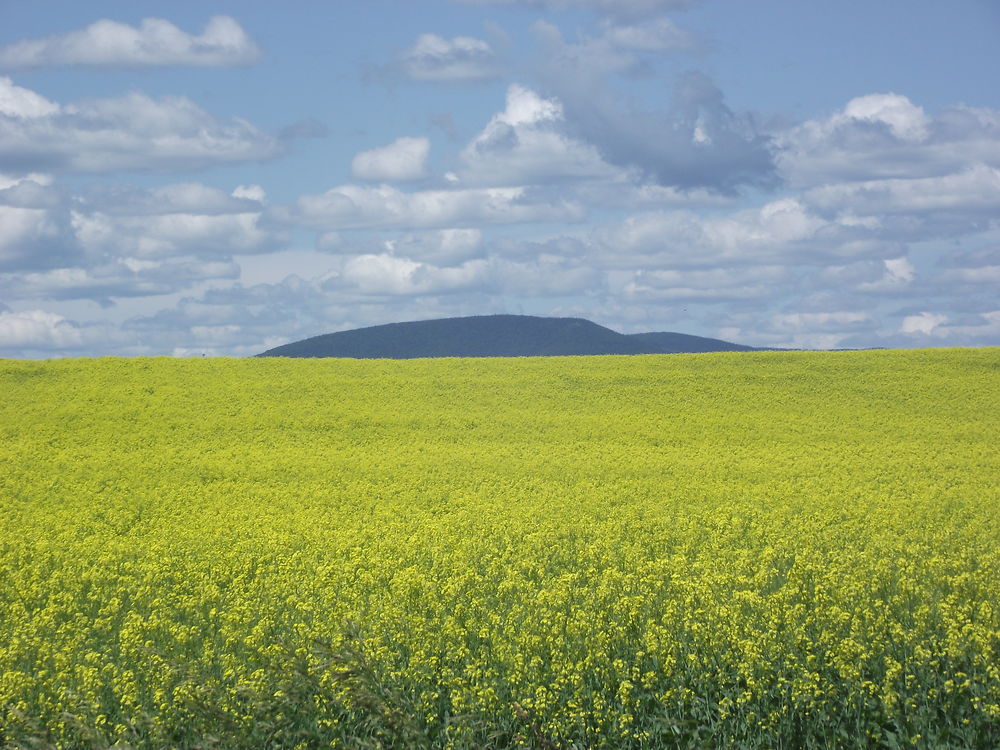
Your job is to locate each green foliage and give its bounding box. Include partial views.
[1,350,998,748]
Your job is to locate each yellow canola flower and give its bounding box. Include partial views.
[0,349,997,748]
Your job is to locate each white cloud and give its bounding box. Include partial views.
[806,164,1000,216]
[80,182,265,216]
[601,17,699,52]
[770,311,874,333]
[0,203,75,270]
[385,229,484,264]
[900,311,948,335]
[496,83,561,125]
[813,257,917,296]
[715,308,881,350]
[0,309,103,351]
[613,265,791,302]
[0,76,59,117]
[493,254,602,296]
[593,198,835,268]
[317,227,486,264]
[333,254,492,296]
[842,93,930,142]
[0,174,286,280]
[66,181,284,261]
[285,183,584,231]
[0,176,78,271]
[531,24,776,192]
[0,172,52,191]
[776,94,1000,186]
[73,209,285,260]
[322,250,601,299]
[0,178,288,309]
[1,259,239,304]
[0,16,259,70]
[930,310,1000,342]
[396,34,499,82]
[569,181,737,210]
[0,79,281,175]
[351,137,430,182]
[856,257,915,291]
[940,265,1000,284]
[460,84,618,186]
[232,184,267,202]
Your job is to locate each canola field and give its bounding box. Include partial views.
[1,349,998,749]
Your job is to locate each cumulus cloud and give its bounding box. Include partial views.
[714,308,882,350]
[0,175,79,271]
[939,264,1000,285]
[806,164,1000,217]
[612,265,792,303]
[396,34,500,82]
[0,309,80,347]
[776,94,1000,186]
[0,179,286,308]
[816,257,917,294]
[530,16,697,79]
[0,202,78,271]
[282,183,584,231]
[569,181,737,210]
[600,17,700,52]
[317,227,488,264]
[0,16,259,70]
[590,198,854,269]
[459,84,618,186]
[839,93,930,141]
[351,137,430,182]
[316,250,603,299]
[121,280,334,356]
[770,311,875,334]
[65,182,282,262]
[0,309,121,353]
[0,78,281,175]
[74,206,285,260]
[900,311,948,336]
[909,310,1000,344]
[531,23,776,193]
[79,182,265,216]
[328,254,492,296]
[0,77,59,117]
[384,229,484,264]
[1,259,240,306]
[874,257,915,286]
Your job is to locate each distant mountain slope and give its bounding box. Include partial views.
[626,331,756,353]
[257,315,758,358]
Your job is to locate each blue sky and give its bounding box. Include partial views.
[0,0,997,356]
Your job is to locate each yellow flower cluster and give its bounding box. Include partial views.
[1,349,997,748]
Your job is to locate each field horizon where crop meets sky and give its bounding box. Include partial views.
[1,349,998,749]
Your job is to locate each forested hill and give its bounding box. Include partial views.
[257,315,758,358]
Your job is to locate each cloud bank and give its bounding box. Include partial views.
[0,78,282,175]
[352,137,431,182]
[396,34,500,82]
[0,16,260,70]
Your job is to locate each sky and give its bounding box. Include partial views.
[0,0,998,357]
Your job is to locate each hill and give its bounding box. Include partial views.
[625,331,756,354]
[257,314,756,358]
